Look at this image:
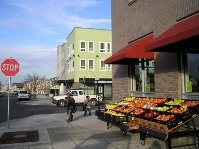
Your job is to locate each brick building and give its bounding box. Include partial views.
[106,0,199,101]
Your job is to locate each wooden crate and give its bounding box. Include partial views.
[134,118,170,133]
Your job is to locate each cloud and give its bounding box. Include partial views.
[0,44,57,80]
[1,0,110,31]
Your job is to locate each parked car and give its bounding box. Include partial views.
[18,90,31,101]
[52,89,102,107]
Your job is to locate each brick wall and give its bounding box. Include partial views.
[111,0,199,99]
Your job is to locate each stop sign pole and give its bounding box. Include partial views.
[1,57,20,129]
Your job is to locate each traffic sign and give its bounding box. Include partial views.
[1,58,20,77]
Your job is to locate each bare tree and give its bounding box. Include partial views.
[24,72,46,94]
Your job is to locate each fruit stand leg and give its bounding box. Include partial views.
[140,132,146,146]
[120,128,128,136]
[107,122,112,129]
[165,138,171,149]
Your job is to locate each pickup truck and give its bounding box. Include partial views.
[52,90,102,107]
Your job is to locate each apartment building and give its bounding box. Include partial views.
[106,0,199,101]
[57,28,112,99]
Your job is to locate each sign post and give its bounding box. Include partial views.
[1,57,20,129]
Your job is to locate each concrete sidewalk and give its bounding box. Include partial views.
[0,110,195,149]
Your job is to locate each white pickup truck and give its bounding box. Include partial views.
[52,89,103,107]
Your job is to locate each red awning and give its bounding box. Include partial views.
[146,14,199,52]
[105,34,154,64]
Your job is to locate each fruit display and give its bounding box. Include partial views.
[105,110,125,116]
[113,105,135,113]
[123,96,136,101]
[130,108,144,115]
[134,97,167,109]
[150,106,170,112]
[101,97,199,130]
[169,106,187,114]
[181,100,199,107]
[144,110,159,119]
[155,114,174,121]
[165,99,185,106]
[106,104,118,110]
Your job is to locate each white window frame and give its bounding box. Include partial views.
[106,64,111,71]
[107,42,111,53]
[88,41,94,52]
[71,60,74,72]
[80,41,86,52]
[99,60,106,71]
[99,42,106,53]
[67,62,70,73]
[99,42,111,53]
[68,46,70,57]
[88,59,94,70]
[80,59,86,70]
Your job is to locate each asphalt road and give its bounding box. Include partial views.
[0,95,105,123]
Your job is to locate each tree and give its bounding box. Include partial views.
[23,72,46,94]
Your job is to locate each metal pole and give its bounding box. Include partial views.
[7,77,11,129]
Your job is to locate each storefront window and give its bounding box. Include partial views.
[132,59,154,92]
[185,53,199,93]
[135,63,142,91]
[145,60,155,92]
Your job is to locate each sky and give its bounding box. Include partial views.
[0,0,111,85]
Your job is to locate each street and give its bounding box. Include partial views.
[0,95,105,123]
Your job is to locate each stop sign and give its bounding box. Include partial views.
[1,58,20,77]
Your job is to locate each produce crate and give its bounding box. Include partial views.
[134,116,181,133]
[182,100,199,114]
[154,116,180,130]
[111,115,128,124]
[169,108,193,122]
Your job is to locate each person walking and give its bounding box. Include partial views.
[66,93,76,123]
[83,96,92,116]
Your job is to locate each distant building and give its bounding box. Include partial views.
[57,27,112,99]
[11,83,24,93]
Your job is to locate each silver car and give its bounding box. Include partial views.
[18,91,30,101]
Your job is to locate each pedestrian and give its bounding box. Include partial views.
[66,93,76,123]
[83,96,92,116]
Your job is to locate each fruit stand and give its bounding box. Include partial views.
[95,97,199,148]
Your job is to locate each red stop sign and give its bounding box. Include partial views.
[1,58,20,77]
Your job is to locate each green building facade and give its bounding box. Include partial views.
[57,28,112,99]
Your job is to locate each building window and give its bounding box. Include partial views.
[106,64,111,71]
[80,41,86,52]
[88,41,94,52]
[80,59,86,70]
[100,60,106,71]
[68,42,74,57]
[134,62,142,92]
[184,53,199,93]
[132,59,154,92]
[72,42,74,50]
[88,59,94,70]
[107,42,111,52]
[145,60,155,92]
[100,42,105,52]
[71,60,74,72]
[99,42,111,53]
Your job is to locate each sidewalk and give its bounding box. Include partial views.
[0,110,195,149]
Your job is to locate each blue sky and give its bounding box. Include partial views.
[0,0,111,84]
